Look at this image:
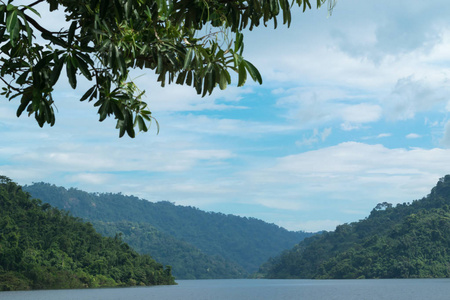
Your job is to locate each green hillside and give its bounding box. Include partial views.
[93,221,247,279]
[0,176,174,291]
[24,182,313,278]
[261,175,450,279]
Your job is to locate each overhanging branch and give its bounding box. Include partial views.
[21,0,46,10]
[23,13,55,36]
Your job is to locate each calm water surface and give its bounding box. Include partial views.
[2,279,450,300]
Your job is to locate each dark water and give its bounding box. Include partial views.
[2,278,450,300]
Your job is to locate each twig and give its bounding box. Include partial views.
[0,77,21,92]
[21,0,45,11]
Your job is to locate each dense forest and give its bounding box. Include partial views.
[93,221,246,279]
[0,176,175,291]
[261,175,450,279]
[24,182,313,279]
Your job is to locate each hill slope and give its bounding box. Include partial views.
[93,220,247,279]
[0,176,174,291]
[261,176,450,279]
[24,182,313,278]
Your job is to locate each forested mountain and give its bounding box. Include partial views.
[24,182,313,279]
[93,221,246,279]
[0,176,174,291]
[260,175,450,279]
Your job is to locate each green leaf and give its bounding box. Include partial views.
[234,32,243,53]
[176,71,187,85]
[21,5,40,17]
[244,60,262,84]
[238,63,247,87]
[41,32,68,48]
[16,71,29,85]
[186,71,193,86]
[125,110,135,138]
[80,86,96,101]
[118,122,126,137]
[183,48,194,70]
[115,46,127,76]
[124,0,130,18]
[34,54,54,71]
[66,56,77,89]
[98,100,110,121]
[51,56,65,85]
[17,90,33,117]
[157,54,164,74]
[219,70,229,90]
[110,100,124,120]
[68,21,77,45]
[74,53,92,80]
[6,8,18,45]
[135,115,148,132]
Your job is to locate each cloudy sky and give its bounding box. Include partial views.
[2,0,450,232]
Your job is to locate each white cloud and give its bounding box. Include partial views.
[331,1,445,61]
[239,143,450,227]
[68,173,114,185]
[271,142,447,179]
[321,127,332,141]
[340,122,361,131]
[243,1,450,133]
[361,133,392,140]
[295,136,319,147]
[383,76,447,121]
[406,133,421,139]
[275,87,382,129]
[168,114,297,137]
[340,103,382,124]
[296,128,332,147]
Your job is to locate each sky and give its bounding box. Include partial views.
[3,0,450,232]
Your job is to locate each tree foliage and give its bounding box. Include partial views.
[93,220,248,279]
[260,175,450,279]
[0,176,175,291]
[0,0,333,137]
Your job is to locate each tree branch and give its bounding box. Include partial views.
[23,13,60,36]
[21,0,46,10]
[0,77,21,92]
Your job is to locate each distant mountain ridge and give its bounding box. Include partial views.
[260,175,450,279]
[24,182,313,279]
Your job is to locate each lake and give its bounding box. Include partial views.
[2,278,450,300]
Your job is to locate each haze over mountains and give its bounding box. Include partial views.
[5,174,450,285]
[24,182,313,279]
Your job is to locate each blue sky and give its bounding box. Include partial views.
[3,0,450,232]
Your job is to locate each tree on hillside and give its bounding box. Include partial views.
[0,0,335,137]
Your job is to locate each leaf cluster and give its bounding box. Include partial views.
[0,0,333,136]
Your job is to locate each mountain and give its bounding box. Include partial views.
[92,220,246,279]
[0,176,174,291]
[24,182,313,279]
[260,175,450,279]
